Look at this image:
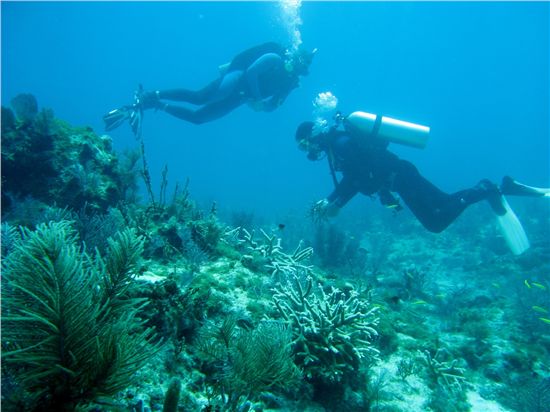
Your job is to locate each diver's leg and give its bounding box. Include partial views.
[393,160,494,233]
[158,78,223,105]
[163,92,245,125]
[158,70,244,105]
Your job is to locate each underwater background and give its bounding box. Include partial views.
[1,1,550,412]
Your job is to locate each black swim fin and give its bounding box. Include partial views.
[500,176,550,198]
[129,105,143,138]
[103,85,146,137]
[103,106,132,131]
[103,103,142,138]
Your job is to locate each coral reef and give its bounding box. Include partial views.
[1,95,138,215]
[2,104,549,412]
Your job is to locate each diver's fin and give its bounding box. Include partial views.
[103,85,146,135]
[488,193,530,255]
[103,106,132,131]
[128,105,143,139]
[129,84,145,138]
[501,176,550,198]
[103,104,142,138]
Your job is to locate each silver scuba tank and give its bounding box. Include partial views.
[344,111,430,149]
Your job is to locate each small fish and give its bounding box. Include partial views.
[531,282,547,291]
[524,279,532,289]
[538,318,550,325]
[278,223,286,230]
[412,300,428,305]
[435,293,446,299]
[532,306,549,314]
[491,283,501,289]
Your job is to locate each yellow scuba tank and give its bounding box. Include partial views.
[344,111,430,149]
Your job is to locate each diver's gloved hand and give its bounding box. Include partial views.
[247,99,266,112]
[310,198,339,222]
[248,97,280,112]
[137,90,165,110]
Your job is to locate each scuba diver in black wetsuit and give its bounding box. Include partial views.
[103,42,316,132]
[295,112,549,255]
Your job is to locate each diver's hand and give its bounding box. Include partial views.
[310,199,339,222]
[248,96,281,111]
[248,99,266,112]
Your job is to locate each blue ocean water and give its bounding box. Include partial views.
[2,1,549,221]
[3,3,550,411]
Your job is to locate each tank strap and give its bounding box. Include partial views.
[370,115,383,138]
[326,148,339,188]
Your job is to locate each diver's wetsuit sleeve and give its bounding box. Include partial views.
[245,53,284,100]
[327,176,358,208]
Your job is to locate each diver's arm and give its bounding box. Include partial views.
[245,53,284,100]
[248,91,287,112]
[311,182,356,221]
[327,176,358,209]
[264,85,294,111]
[251,79,296,112]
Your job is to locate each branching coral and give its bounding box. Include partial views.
[238,228,313,277]
[273,274,379,383]
[420,348,467,395]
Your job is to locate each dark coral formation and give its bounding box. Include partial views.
[1,94,135,216]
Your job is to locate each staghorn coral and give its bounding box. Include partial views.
[421,348,467,393]
[238,228,313,277]
[273,274,380,384]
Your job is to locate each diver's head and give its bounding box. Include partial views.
[295,121,324,161]
[286,46,317,76]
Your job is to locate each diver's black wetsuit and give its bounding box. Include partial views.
[324,131,489,232]
[157,42,299,124]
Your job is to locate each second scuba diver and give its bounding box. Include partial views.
[104,42,316,134]
[295,111,550,255]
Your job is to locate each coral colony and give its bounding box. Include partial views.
[2,95,549,411]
